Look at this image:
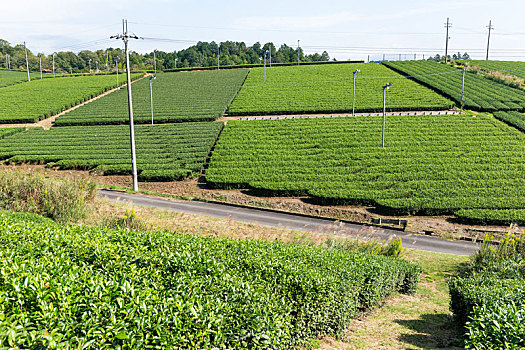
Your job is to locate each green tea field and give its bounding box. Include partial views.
[206,114,525,219]
[0,74,141,123]
[228,63,454,115]
[55,69,249,125]
[0,122,223,180]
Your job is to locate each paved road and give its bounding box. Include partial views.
[99,189,479,256]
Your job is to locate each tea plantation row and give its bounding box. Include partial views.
[0,211,420,349]
[0,69,44,88]
[449,233,525,348]
[227,63,453,115]
[383,60,525,111]
[55,69,249,126]
[206,114,525,215]
[0,73,142,124]
[0,123,223,181]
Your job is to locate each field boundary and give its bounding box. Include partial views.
[220,110,460,121]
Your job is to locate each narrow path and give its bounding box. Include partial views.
[0,74,150,130]
[98,189,480,256]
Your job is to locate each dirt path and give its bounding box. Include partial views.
[0,74,150,130]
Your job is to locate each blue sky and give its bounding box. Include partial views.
[0,0,524,60]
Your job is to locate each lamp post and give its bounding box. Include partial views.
[116,57,119,87]
[352,69,360,116]
[460,68,466,114]
[150,75,156,124]
[96,60,99,73]
[264,50,268,82]
[382,83,392,148]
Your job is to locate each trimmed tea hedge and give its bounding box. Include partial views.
[0,123,223,180]
[0,211,420,348]
[449,234,525,348]
[0,74,142,123]
[55,70,248,126]
[228,63,453,115]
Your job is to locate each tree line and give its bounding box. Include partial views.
[0,39,331,73]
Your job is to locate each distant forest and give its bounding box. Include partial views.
[0,39,331,73]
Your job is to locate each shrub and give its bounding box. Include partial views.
[465,301,525,349]
[0,211,421,349]
[0,169,96,223]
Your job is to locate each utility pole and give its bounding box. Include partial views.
[111,19,140,191]
[39,55,42,79]
[297,40,300,66]
[52,53,56,78]
[352,69,360,116]
[24,41,30,82]
[150,75,156,124]
[460,67,466,113]
[382,83,392,148]
[486,20,494,61]
[444,17,452,63]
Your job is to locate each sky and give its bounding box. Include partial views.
[0,0,524,61]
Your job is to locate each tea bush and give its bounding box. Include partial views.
[0,211,421,349]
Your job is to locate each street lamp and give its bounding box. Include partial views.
[352,69,360,116]
[150,75,156,124]
[264,50,269,82]
[116,57,119,87]
[382,83,392,148]
[52,53,56,78]
[175,58,178,69]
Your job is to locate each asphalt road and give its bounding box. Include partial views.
[99,189,480,256]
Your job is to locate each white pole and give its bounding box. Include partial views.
[352,69,360,116]
[89,59,92,73]
[150,75,156,124]
[382,83,391,148]
[297,40,300,66]
[24,41,30,82]
[460,68,466,114]
[264,51,267,82]
[39,56,42,79]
